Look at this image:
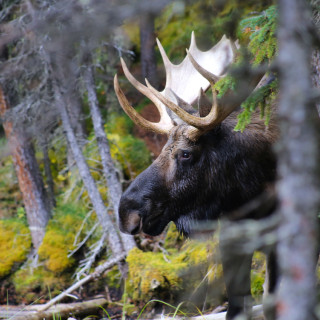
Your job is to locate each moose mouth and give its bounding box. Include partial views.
[142,214,169,236]
[120,210,169,236]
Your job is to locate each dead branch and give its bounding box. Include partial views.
[0,298,108,320]
[38,253,126,312]
[75,231,107,281]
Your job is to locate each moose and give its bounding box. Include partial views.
[114,33,278,320]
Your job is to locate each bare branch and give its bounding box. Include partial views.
[38,253,126,312]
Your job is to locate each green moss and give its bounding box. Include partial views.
[0,219,31,277]
[13,266,71,303]
[38,202,88,273]
[164,223,184,249]
[126,238,222,304]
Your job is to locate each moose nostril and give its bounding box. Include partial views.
[125,212,142,235]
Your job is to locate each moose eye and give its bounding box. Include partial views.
[180,150,191,160]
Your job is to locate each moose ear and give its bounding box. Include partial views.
[197,88,213,117]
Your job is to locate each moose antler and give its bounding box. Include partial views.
[114,32,262,139]
[114,73,174,134]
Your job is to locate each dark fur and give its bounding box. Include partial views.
[119,108,278,319]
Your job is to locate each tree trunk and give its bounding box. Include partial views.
[83,62,136,253]
[276,1,320,319]
[311,3,320,114]
[50,68,126,275]
[140,13,159,89]
[0,87,51,250]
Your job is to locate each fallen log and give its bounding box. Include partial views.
[0,298,108,320]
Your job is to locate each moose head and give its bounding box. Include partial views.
[114,33,277,237]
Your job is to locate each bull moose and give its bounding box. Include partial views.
[114,33,278,320]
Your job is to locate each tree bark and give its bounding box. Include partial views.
[83,62,136,253]
[311,3,320,114]
[0,87,51,250]
[276,1,320,319]
[139,13,159,89]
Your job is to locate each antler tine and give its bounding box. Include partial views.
[119,58,174,132]
[186,49,221,85]
[114,74,173,135]
[120,58,171,122]
[156,38,173,73]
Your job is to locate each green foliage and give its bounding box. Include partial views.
[0,219,31,278]
[106,113,151,179]
[214,5,279,131]
[240,5,278,65]
[155,1,273,62]
[109,134,151,179]
[106,112,134,136]
[235,78,278,132]
[214,75,237,99]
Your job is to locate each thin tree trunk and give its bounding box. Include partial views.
[0,87,50,250]
[50,69,126,275]
[276,1,320,319]
[83,61,136,253]
[140,13,159,89]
